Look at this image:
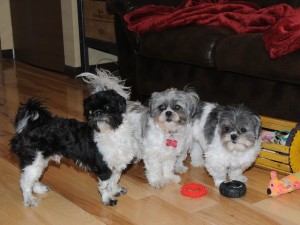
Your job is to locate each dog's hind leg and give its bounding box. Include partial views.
[20,152,49,207]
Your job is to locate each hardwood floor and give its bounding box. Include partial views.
[0,60,299,225]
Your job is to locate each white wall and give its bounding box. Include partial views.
[0,0,14,50]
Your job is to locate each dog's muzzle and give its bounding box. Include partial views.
[165,111,173,122]
[93,110,103,117]
[231,134,238,142]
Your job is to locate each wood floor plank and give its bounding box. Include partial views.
[254,197,300,225]
[0,157,106,225]
[195,199,281,225]
[114,195,213,225]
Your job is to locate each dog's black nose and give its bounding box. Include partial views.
[231,134,238,141]
[267,188,271,195]
[165,111,172,117]
[93,110,102,117]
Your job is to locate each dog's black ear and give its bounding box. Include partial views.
[83,95,92,119]
[118,95,126,114]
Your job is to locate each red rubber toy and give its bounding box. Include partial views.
[181,183,208,198]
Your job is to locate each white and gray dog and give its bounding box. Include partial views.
[78,70,199,189]
[126,88,199,188]
[190,102,261,187]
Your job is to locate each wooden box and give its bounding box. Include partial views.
[83,0,116,43]
[255,116,300,174]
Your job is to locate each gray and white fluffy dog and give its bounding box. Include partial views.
[78,70,199,189]
[190,102,262,187]
[126,88,199,188]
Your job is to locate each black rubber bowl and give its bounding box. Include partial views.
[219,180,247,198]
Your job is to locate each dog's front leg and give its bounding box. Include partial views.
[228,168,248,183]
[205,160,227,187]
[163,159,181,184]
[144,156,165,189]
[174,150,189,174]
[98,170,126,206]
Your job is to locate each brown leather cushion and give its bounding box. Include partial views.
[215,33,300,85]
[139,24,235,68]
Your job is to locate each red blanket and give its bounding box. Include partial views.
[263,8,300,59]
[124,0,300,59]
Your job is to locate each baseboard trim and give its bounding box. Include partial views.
[64,65,83,77]
[1,49,14,59]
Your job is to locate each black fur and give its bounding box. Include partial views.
[10,90,125,181]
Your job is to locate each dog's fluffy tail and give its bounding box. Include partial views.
[77,68,131,100]
[14,98,52,134]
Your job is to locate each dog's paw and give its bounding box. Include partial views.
[149,180,165,189]
[102,199,118,206]
[175,165,188,174]
[233,175,248,183]
[214,179,226,188]
[115,187,127,197]
[24,196,39,207]
[190,159,204,167]
[165,174,181,184]
[33,183,50,194]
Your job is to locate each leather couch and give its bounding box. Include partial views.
[107,0,300,122]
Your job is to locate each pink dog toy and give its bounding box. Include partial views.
[267,171,300,197]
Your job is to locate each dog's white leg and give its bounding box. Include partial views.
[228,168,248,183]
[110,171,127,197]
[144,157,165,189]
[205,160,227,187]
[174,151,189,174]
[33,182,50,194]
[190,141,205,167]
[98,170,126,206]
[98,178,116,206]
[206,168,227,188]
[163,159,181,184]
[20,152,49,207]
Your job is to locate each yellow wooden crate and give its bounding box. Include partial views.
[255,116,300,174]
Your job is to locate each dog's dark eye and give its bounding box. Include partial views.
[241,128,247,133]
[159,105,166,111]
[174,105,182,111]
[223,126,230,133]
[103,105,110,111]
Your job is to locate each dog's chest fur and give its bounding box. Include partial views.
[94,117,137,171]
[207,134,261,167]
[144,119,192,156]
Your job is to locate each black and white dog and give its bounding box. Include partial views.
[10,90,138,207]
